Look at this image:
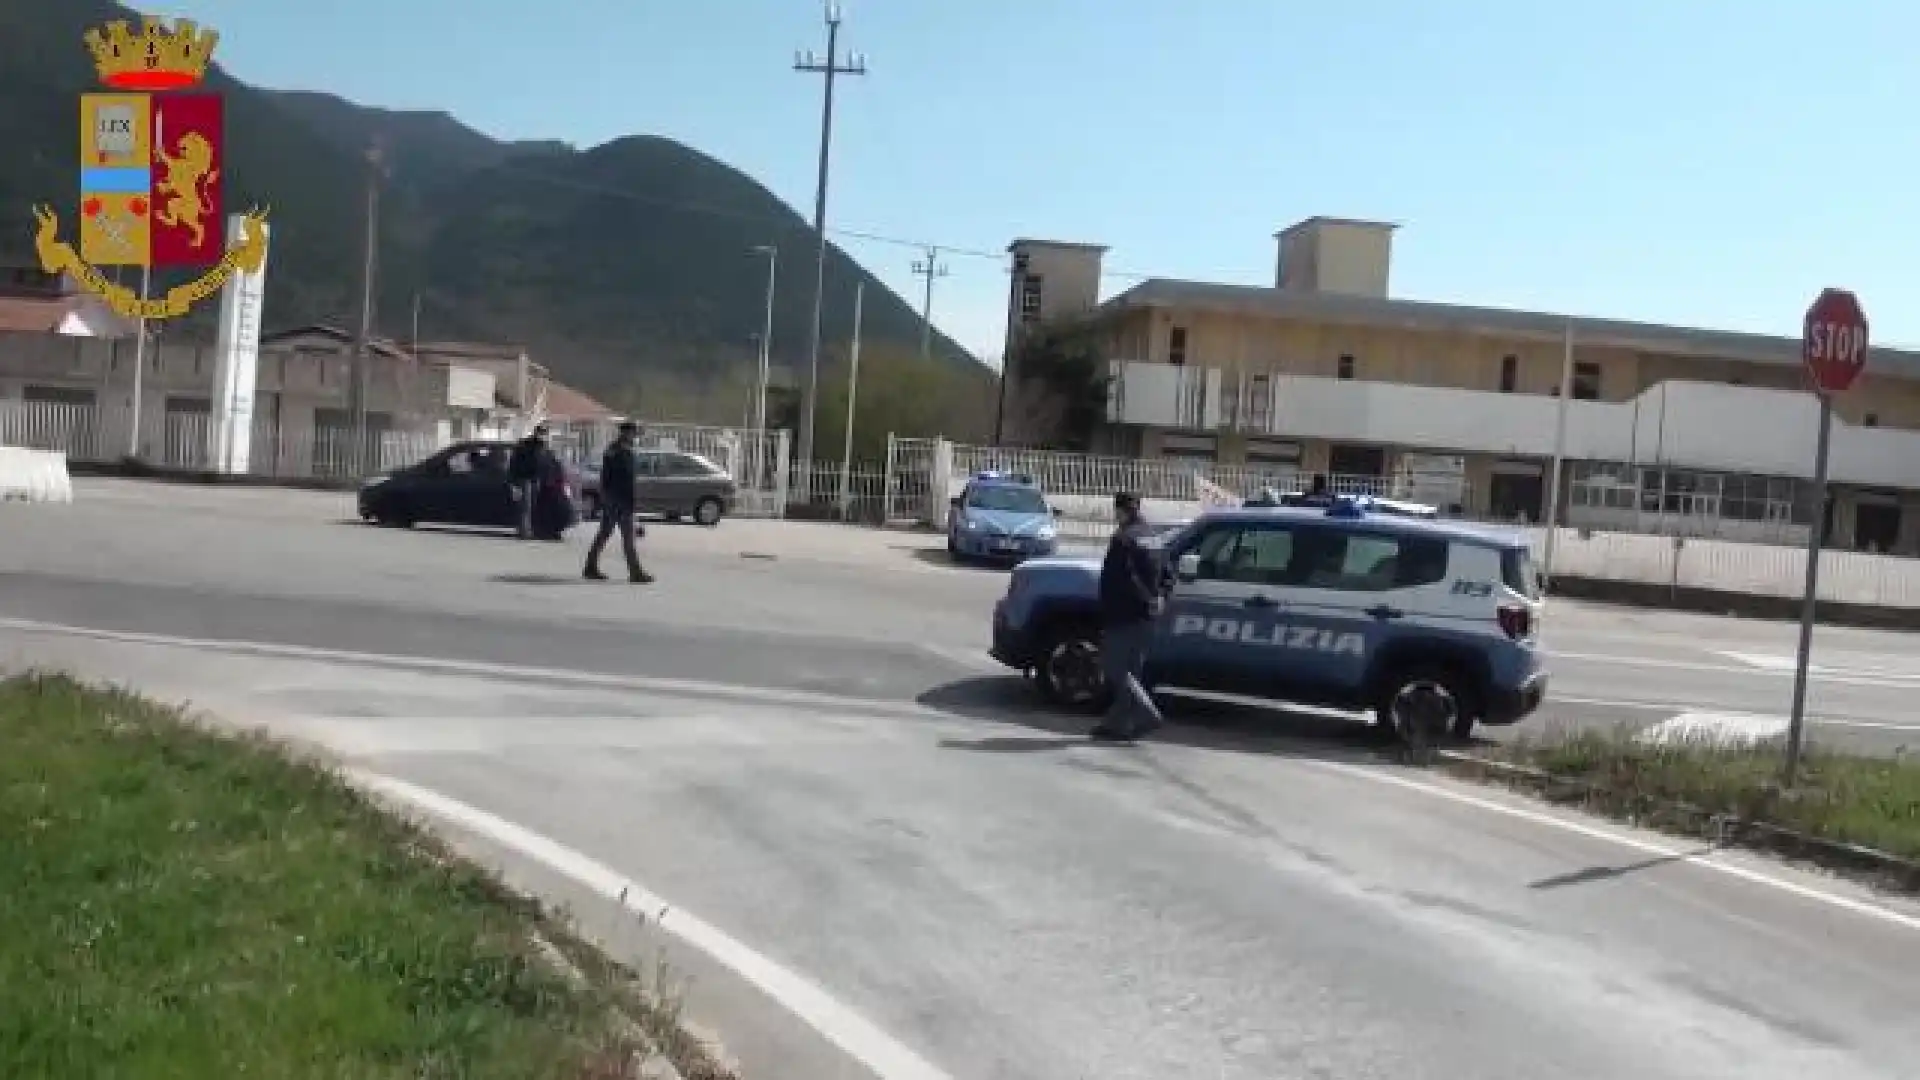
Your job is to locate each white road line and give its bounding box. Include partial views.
[916,643,1004,673]
[1634,711,1788,747]
[1551,648,1920,690]
[352,771,953,1080]
[1717,649,1920,682]
[1553,694,1918,733]
[1302,759,1920,934]
[0,616,949,722]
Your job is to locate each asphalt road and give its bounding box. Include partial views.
[2,480,1918,1079]
[5,479,1916,754]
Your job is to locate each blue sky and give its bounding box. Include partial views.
[172,0,1919,365]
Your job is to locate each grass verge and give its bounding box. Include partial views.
[1457,727,1920,892]
[0,671,735,1079]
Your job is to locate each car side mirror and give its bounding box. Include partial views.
[1175,552,1201,581]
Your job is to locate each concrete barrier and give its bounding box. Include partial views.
[0,447,73,503]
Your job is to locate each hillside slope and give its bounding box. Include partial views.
[0,0,986,403]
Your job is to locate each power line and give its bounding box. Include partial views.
[791,0,866,477]
[910,245,949,365]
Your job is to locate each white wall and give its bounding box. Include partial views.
[1110,362,1920,489]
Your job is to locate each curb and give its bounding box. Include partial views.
[531,931,686,1080]
[1432,748,1920,892]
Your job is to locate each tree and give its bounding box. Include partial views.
[1006,317,1110,451]
[808,345,996,465]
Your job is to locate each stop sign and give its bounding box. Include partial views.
[1802,288,1869,395]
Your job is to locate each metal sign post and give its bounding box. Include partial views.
[1784,288,1869,785]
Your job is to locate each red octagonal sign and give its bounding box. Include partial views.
[1802,288,1869,395]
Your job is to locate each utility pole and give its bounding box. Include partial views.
[750,244,778,494]
[838,281,864,518]
[793,1,866,486]
[349,137,384,477]
[127,264,151,457]
[911,246,948,365]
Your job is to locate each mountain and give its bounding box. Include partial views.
[0,0,988,405]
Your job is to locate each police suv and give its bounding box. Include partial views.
[988,497,1547,738]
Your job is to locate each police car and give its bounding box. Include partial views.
[947,471,1062,563]
[988,497,1547,738]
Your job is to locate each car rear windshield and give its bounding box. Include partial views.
[967,486,1048,513]
[1500,547,1540,599]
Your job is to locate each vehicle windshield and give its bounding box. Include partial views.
[966,486,1048,514]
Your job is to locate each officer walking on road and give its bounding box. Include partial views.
[508,423,552,540]
[1091,490,1168,742]
[583,420,653,583]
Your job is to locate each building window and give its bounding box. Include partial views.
[1336,353,1355,380]
[1168,325,1188,367]
[1018,275,1043,321]
[1499,355,1517,393]
[1571,362,1601,400]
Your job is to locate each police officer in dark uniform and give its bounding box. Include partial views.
[583,421,652,583]
[1091,490,1168,742]
[508,423,552,540]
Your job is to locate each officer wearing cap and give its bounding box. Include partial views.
[1092,489,1168,741]
[583,420,652,583]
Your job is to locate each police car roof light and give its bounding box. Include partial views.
[1325,495,1366,518]
[973,469,1035,486]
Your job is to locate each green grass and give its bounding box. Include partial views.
[0,671,723,1080]
[1475,728,1920,882]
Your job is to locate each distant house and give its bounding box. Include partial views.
[542,381,613,421]
[0,266,136,338]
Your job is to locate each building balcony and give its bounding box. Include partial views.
[1106,359,1920,489]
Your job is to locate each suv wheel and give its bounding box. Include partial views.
[693,496,724,527]
[580,492,601,520]
[1375,664,1477,743]
[1035,621,1109,713]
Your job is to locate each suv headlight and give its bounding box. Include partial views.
[1036,524,1056,540]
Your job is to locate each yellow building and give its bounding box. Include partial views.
[998,217,1920,555]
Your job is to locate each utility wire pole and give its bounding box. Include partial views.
[349,137,385,477]
[793,1,866,483]
[911,246,948,365]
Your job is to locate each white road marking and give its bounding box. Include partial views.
[271,713,880,757]
[1717,650,1920,683]
[1633,711,1788,747]
[351,771,954,1080]
[916,643,1004,673]
[1550,648,1920,688]
[1303,759,1920,934]
[0,616,951,722]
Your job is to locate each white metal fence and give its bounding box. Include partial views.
[541,419,792,517]
[0,400,793,515]
[880,436,1428,542]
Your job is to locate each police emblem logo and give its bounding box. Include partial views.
[28,17,269,321]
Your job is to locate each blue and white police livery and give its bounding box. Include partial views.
[988,497,1547,738]
[947,471,1061,563]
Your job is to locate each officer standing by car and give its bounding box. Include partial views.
[1091,490,1168,742]
[508,423,553,540]
[583,421,653,583]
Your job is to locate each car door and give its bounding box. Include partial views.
[629,451,666,513]
[1274,523,1424,704]
[1153,519,1308,696]
[653,453,706,515]
[431,443,515,527]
